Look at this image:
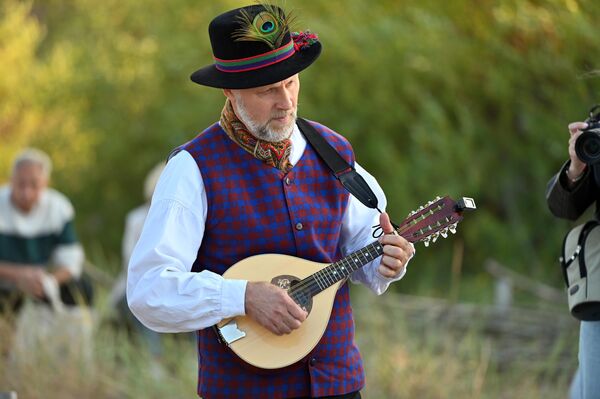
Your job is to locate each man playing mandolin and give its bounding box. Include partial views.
[127,4,414,399]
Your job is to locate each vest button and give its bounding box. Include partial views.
[295,222,303,231]
[309,357,317,366]
[285,177,292,185]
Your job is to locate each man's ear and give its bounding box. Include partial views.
[223,89,233,102]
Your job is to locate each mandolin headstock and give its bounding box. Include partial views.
[396,196,476,246]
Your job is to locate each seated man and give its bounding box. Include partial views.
[0,148,88,314]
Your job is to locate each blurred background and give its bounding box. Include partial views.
[1,0,599,397]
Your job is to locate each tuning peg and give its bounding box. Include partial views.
[440,228,448,238]
[431,232,440,243]
[423,237,431,247]
[449,224,457,234]
[407,210,416,217]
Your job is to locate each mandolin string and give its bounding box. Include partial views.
[288,220,426,298]
[287,218,423,297]
[288,241,389,298]
[287,207,446,298]
[288,231,405,298]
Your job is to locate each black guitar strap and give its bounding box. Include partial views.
[296,118,381,212]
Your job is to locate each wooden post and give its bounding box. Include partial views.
[484,258,565,305]
[494,277,513,311]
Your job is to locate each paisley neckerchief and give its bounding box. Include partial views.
[220,99,293,173]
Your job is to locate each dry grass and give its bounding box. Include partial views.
[354,290,578,399]
[0,289,578,399]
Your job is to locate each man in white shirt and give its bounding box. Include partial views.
[127,4,414,399]
[0,148,86,313]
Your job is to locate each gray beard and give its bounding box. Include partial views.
[234,100,297,143]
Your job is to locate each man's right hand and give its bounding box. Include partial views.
[15,267,47,299]
[568,121,589,180]
[244,281,308,336]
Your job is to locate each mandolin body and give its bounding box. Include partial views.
[218,253,341,369]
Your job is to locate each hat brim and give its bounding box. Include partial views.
[190,42,321,89]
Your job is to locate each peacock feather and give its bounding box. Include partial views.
[232,3,297,49]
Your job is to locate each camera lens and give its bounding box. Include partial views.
[576,131,600,164]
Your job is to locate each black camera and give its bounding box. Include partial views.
[575,104,600,164]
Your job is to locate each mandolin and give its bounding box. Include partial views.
[216,196,476,369]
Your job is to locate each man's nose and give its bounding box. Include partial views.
[23,187,37,202]
[276,89,294,109]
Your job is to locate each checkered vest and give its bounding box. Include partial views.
[183,121,365,398]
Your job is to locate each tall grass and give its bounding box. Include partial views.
[354,289,578,399]
[0,286,577,399]
[0,312,197,399]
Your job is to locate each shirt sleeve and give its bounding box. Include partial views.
[122,208,146,268]
[340,162,412,295]
[127,150,247,333]
[50,205,84,278]
[50,243,84,278]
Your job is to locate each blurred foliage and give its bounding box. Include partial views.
[2,0,600,299]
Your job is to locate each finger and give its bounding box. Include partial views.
[379,212,395,235]
[33,285,45,298]
[378,258,404,278]
[287,301,308,322]
[381,256,404,271]
[569,122,588,135]
[27,280,44,298]
[380,234,405,246]
[382,242,405,257]
[378,266,395,278]
[570,130,584,143]
[379,241,414,277]
[270,321,287,336]
[277,322,293,335]
[380,235,414,255]
[282,314,302,331]
[382,248,409,267]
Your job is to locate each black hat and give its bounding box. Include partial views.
[191,4,321,89]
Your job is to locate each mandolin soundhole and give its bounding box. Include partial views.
[271,275,313,314]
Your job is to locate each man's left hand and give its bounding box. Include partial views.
[377,212,414,278]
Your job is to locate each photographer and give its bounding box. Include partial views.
[546,119,600,399]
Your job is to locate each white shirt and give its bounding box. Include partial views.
[127,124,410,333]
[0,186,84,278]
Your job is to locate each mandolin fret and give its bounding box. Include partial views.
[295,241,385,297]
[313,270,327,291]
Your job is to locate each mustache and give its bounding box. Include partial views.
[270,110,296,120]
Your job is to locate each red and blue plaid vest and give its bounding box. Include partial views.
[183,121,365,398]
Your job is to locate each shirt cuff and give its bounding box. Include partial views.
[560,160,589,191]
[220,279,247,318]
